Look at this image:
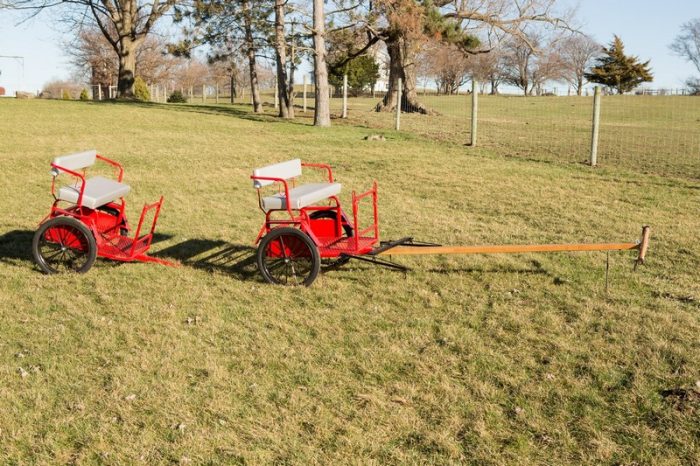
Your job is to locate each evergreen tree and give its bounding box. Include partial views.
[585,35,653,94]
[329,55,380,97]
[133,76,151,101]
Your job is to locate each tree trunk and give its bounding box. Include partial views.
[288,43,296,113]
[274,0,293,118]
[230,74,236,104]
[375,36,432,114]
[312,0,331,126]
[117,37,139,98]
[242,0,262,112]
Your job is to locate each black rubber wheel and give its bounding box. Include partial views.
[257,227,320,286]
[32,216,97,274]
[309,210,353,237]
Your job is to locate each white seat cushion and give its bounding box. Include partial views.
[57,176,131,209]
[262,182,341,211]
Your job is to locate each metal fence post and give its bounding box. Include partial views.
[470,78,478,146]
[395,78,402,131]
[342,74,348,118]
[590,86,601,166]
[303,74,307,113]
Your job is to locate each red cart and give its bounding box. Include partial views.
[252,159,651,287]
[252,159,438,286]
[33,150,175,273]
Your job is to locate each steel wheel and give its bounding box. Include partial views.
[257,227,320,286]
[32,216,97,274]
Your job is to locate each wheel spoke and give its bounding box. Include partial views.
[35,221,94,273]
[258,229,319,286]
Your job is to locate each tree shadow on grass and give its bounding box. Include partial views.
[153,238,260,281]
[94,100,314,126]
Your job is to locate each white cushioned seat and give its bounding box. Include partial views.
[57,176,131,209]
[262,182,341,211]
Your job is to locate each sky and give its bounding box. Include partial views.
[0,0,698,95]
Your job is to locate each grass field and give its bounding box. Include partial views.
[1,98,699,464]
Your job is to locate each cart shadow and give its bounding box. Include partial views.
[0,229,174,269]
[153,239,260,280]
[0,230,34,266]
[425,259,551,276]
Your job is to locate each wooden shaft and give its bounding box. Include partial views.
[378,242,639,257]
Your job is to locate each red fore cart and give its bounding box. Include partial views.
[33,150,175,273]
[251,158,396,286]
[252,159,651,287]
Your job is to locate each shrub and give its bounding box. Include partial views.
[62,89,71,100]
[79,89,90,101]
[134,77,150,101]
[167,90,187,103]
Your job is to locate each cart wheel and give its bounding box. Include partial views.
[257,227,320,286]
[32,216,97,274]
[97,205,129,236]
[309,210,353,237]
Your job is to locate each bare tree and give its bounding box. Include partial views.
[10,0,181,98]
[273,0,293,118]
[503,32,564,95]
[670,18,700,73]
[466,46,508,94]
[503,34,538,95]
[68,27,181,96]
[241,0,263,112]
[173,59,210,94]
[670,18,700,92]
[312,0,330,126]
[420,40,471,94]
[558,34,600,95]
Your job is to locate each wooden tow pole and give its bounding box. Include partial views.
[378,226,651,266]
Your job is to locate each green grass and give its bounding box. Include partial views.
[1,99,699,464]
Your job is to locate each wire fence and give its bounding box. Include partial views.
[48,80,699,180]
[330,87,700,181]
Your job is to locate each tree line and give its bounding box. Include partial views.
[4,0,699,126]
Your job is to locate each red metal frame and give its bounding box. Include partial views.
[252,162,379,258]
[40,153,175,267]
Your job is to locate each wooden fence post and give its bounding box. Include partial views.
[342,74,348,118]
[590,86,601,166]
[470,78,478,146]
[202,84,206,104]
[395,78,402,131]
[215,83,219,104]
[303,74,308,113]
